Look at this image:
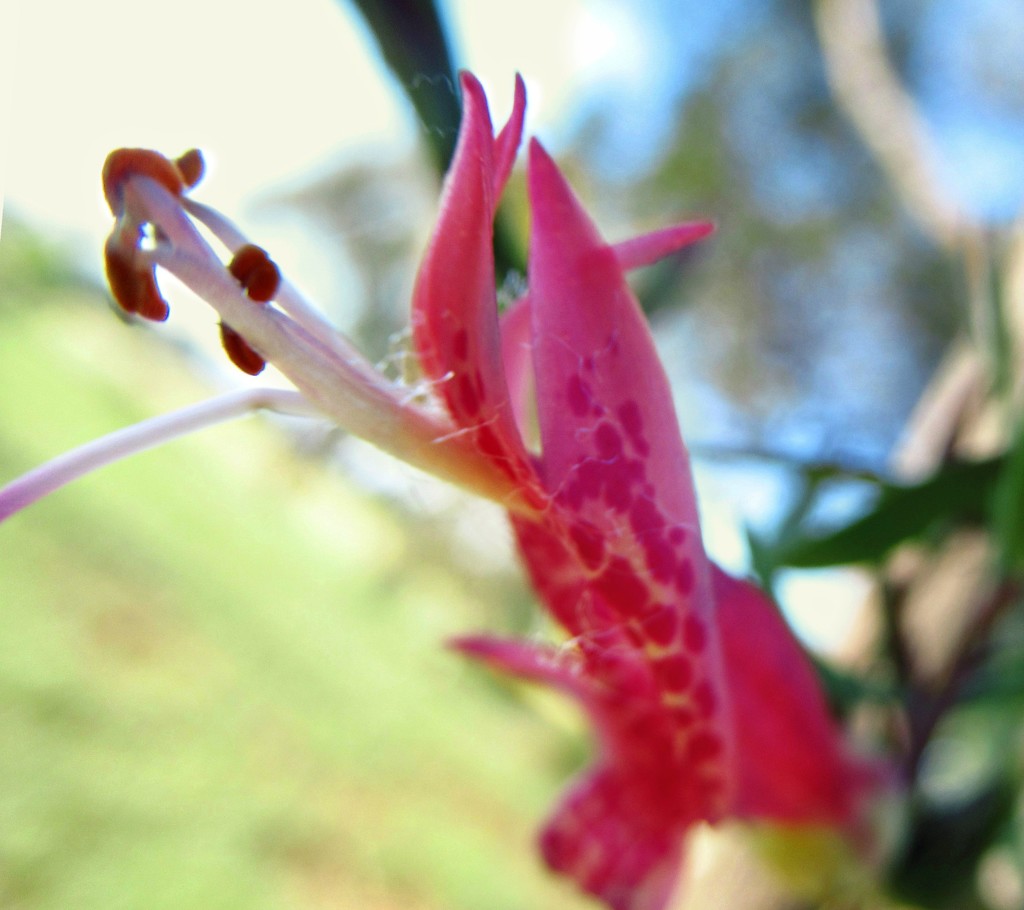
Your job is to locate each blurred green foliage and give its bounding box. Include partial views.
[342,0,524,280]
[342,0,460,175]
[759,457,1002,571]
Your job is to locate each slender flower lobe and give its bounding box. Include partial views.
[411,74,543,506]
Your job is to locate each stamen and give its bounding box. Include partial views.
[0,389,320,524]
[182,197,386,381]
[220,245,279,374]
[174,149,205,189]
[102,148,199,323]
[102,151,537,513]
[103,148,185,213]
[220,323,267,375]
[104,235,170,321]
[228,244,280,303]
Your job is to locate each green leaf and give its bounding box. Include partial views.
[810,656,898,715]
[773,458,1002,568]
[343,0,461,174]
[960,639,1024,706]
[340,0,525,279]
[992,421,1024,573]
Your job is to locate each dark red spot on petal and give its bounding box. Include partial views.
[594,422,623,460]
[693,681,717,718]
[575,460,604,500]
[617,400,651,456]
[652,652,693,692]
[686,730,723,765]
[669,704,696,728]
[668,526,687,545]
[561,480,584,511]
[630,498,665,536]
[682,614,706,652]
[640,605,678,647]
[593,557,649,614]
[675,558,695,594]
[603,466,634,512]
[621,712,673,754]
[622,458,646,484]
[566,374,592,418]
[617,400,643,439]
[569,521,605,571]
[643,536,677,584]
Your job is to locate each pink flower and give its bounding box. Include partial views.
[0,73,869,910]
[418,75,867,909]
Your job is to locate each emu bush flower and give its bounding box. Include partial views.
[0,74,870,910]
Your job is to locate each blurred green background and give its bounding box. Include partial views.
[0,222,594,909]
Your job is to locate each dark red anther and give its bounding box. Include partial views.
[104,238,170,321]
[228,244,280,303]
[174,149,205,189]
[219,323,266,375]
[102,149,185,214]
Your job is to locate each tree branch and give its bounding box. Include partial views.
[813,0,969,252]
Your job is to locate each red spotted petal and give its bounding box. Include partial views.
[526,140,711,622]
[510,513,628,637]
[525,141,729,762]
[499,216,712,458]
[527,140,703,548]
[540,768,685,910]
[411,74,541,499]
[455,628,699,910]
[419,80,870,910]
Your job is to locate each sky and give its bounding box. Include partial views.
[6,1,1021,244]
[2,0,587,244]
